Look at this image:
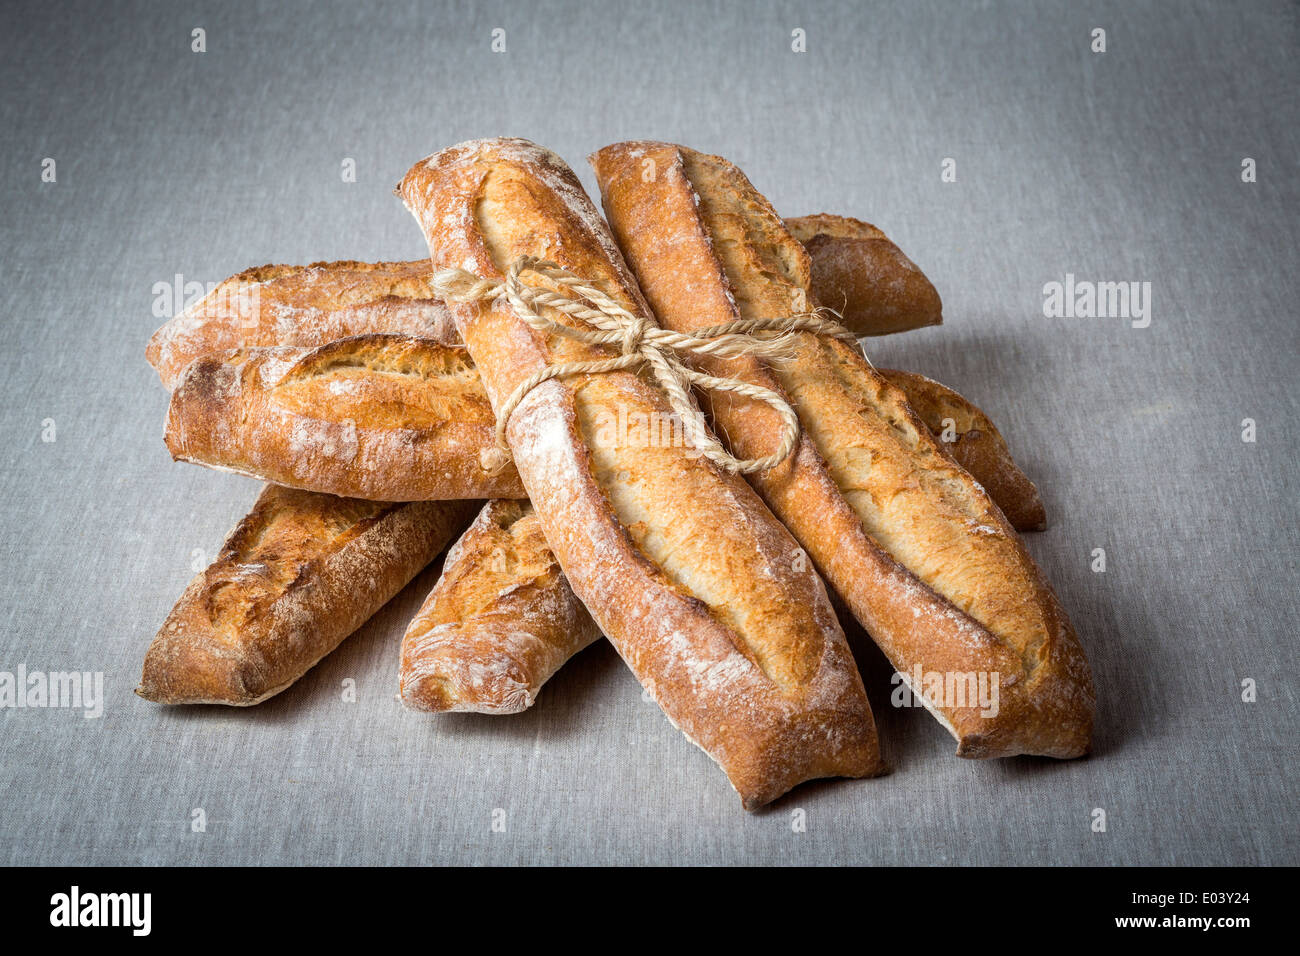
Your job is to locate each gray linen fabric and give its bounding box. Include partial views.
[0,0,1296,865]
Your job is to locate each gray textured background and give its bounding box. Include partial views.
[1,0,1297,866]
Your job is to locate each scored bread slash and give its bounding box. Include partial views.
[399,499,600,714]
[592,141,1092,760]
[163,333,526,501]
[400,137,883,810]
[137,485,475,706]
[878,368,1048,532]
[146,259,460,389]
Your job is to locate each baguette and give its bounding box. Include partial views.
[592,142,1092,759]
[146,259,459,389]
[402,363,1049,710]
[166,330,1041,521]
[879,368,1047,532]
[164,333,526,500]
[400,138,882,809]
[158,275,1041,520]
[146,221,940,389]
[137,485,475,705]
[399,499,599,713]
[785,214,943,336]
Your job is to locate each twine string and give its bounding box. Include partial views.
[431,255,861,476]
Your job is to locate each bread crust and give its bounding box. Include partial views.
[400,138,882,809]
[137,486,474,705]
[164,333,526,500]
[592,142,1092,760]
[399,499,599,713]
[149,261,1039,523]
[146,259,459,389]
[401,363,1049,711]
[880,368,1047,532]
[785,213,943,336]
[145,219,942,390]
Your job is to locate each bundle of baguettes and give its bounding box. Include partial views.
[589,143,1091,758]
[139,135,1093,809]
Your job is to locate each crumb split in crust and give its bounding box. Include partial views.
[399,499,600,714]
[146,259,460,389]
[164,334,526,501]
[878,368,1047,532]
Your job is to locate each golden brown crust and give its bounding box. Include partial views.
[592,142,1092,760]
[137,486,475,705]
[400,138,882,809]
[880,368,1047,532]
[146,223,937,392]
[785,213,943,336]
[402,356,1047,713]
[146,259,459,389]
[163,333,526,501]
[151,253,1029,525]
[399,499,599,713]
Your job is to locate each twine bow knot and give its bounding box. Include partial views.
[431,255,861,476]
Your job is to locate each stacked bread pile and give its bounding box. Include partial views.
[139,139,1093,809]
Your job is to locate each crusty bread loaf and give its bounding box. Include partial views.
[146,221,942,388]
[159,293,1043,521]
[401,366,1050,710]
[137,485,474,705]
[400,138,882,809]
[785,213,942,336]
[164,333,526,500]
[592,142,1092,760]
[400,499,599,713]
[146,259,459,388]
[880,368,1047,532]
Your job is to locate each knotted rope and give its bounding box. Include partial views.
[431,255,862,475]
